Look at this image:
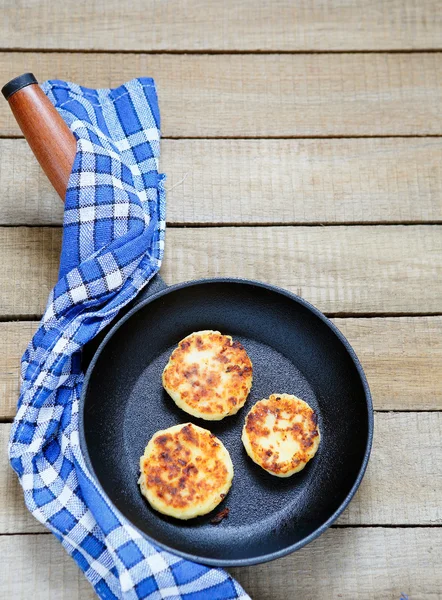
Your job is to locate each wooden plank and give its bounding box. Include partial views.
[0,534,95,600]
[1,0,441,51]
[0,228,60,319]
[2,414,441,533]
[0,322,36,420]
[336,317,442,411]
[231,528,442,600]
[1,226,442,319]
[338,413,442,526]
[0,424,46,533]
[3,137,442,226]
[1,528,440,599]
[161,226,442,315]
[0,323,27,420]
[2,317,442,419]
[0,140,62,226]
[1,53,442,137]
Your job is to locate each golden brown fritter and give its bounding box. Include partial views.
[139,423,233,519]
[162,330,253,420]
[242,394,320,477]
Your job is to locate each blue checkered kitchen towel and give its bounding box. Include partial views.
[9,79,250,600]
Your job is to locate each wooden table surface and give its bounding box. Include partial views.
[1,2,442,599]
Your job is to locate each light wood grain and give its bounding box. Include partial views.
[2,413,441,533]
[231,528,442,600]
[0,424,45,533]
[1,53,442,137]
[1,528,440,599]
[3,137,442,226]
[0,534,95,600]
[338,412,442,526]
[2,317,441,419]
[161,226,442,315]
[2,225,441,318]
[0,322,35,420]
[1,0,441,51]
[0,228,60,319]
[336,317,442,411]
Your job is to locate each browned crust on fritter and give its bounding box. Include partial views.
[244,395,320,475]
[140,424,230,510]
[163,331,252,416]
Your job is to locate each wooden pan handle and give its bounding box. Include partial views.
[2,73,76,201]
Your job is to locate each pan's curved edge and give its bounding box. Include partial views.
[79,277,374,567]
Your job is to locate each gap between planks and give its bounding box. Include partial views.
[4,312,442,323]
[4,134,442,139]
[3,49,442,55]
[127,222,442,228]
[1,524,441,538]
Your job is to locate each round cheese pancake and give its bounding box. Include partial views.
[242,394,320,477]
[162,330,253,420]
[139,423,233,520]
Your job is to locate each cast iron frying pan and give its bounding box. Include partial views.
[80,277,373,567]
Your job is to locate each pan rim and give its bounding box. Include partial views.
[79,277,374,567]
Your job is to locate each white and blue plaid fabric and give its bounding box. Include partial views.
[9,79,250,600]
